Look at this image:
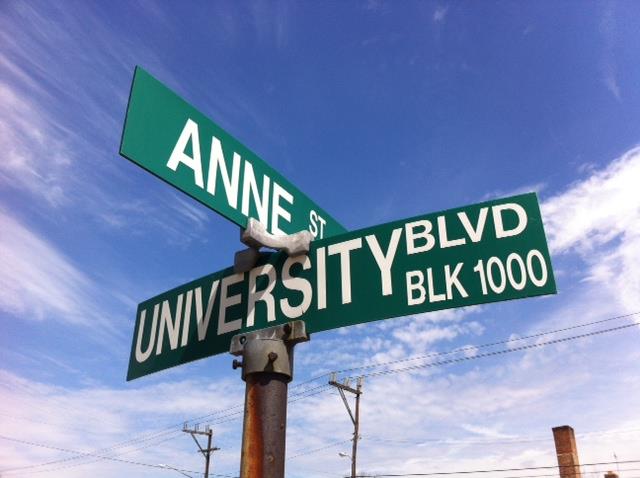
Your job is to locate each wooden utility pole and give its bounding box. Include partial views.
[182,424,219,478]
[329,374,363,478]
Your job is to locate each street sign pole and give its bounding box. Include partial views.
[230,321,309,478]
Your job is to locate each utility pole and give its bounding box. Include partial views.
[182,423,219,478]
[230,320,310,478]
[329,373,363,478]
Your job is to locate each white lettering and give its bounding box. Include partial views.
[437,216,466,248]
[180,289,193,347]
[156,294,184,355]
[405,220,435,254]
[309,210,319,237]
[309,210,325,238]
[167,119,204,188]
[458,208,488,243]
[135,304,158,363]
[445,263,468,299]
[194,281,220,341]
[217,273,243,335]
[365,228,402,296]
[280,256,312,319]
[207,136,241,209]
[493,203,528,239]
[271,182,294,235]
[241,160,270,225]
[316,247,327,310]
[406,271,426,306]
[426,268,446,302]
[328,238,363,304]
[247,264,277,326]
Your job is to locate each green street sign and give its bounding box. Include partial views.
[127,193,556,380]
[120,66,345,239]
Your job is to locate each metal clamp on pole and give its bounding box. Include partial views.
[234,218,313,273]
[230,321,310,478]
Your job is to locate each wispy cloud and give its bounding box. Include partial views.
[0,79,72,207]
[249,0,290,50]
[0,2,208,243]
[0,369,244,477]
[542,146,640,311]
[482,182,547,202]
[0,209,95,324]
[290,146,640,476]
[2,145,640,477]
[433,5,449,23]
[599,2,621,101]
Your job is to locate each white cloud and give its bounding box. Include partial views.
[481,182,547,202]
[0,209,95,324]
[599,2,622,101]
[0,79,72,207]
[542,146,640,311]
[460,424,515,439]
[0,2,210,247]
[287,146,640,477]
[604,68,622,101]
[0,369,244,478]
[433,5,449,23]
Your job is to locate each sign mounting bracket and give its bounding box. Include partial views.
[234,218,313,273]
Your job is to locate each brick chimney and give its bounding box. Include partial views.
[553,426,582,478]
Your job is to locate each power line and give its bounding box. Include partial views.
[349,322,639,380]
[0,434,237,478]
[365,426,640,446]
[334,311,640,375]
[351,460,640,477]
[355,469,640,478]
[0,429,183,474]
[0,384,333,475]
[1,433,183,476]
[4,312,638,476]
[287,438,354,459]
[0,371,333,474]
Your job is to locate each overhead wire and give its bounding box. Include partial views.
[334,311,639,375]
[348,321,640,380]
[287,438,354,459]
[3,312,638,476]
[351,459,640,477]
[0,383,333,475]
[0,432,184,476]
[0,434,237,477]
[0,371,333,474]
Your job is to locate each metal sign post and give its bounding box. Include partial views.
[230,321,309,478]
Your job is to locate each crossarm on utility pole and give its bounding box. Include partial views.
[189,433,205,453]
[336,387,356,426]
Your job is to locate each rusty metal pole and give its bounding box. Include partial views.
[230,321,310,478]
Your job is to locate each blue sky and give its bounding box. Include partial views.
[1,1,640,478]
